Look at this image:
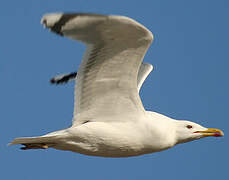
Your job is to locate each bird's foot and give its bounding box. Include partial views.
[20,143,50,150]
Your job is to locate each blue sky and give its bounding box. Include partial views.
[1,0,228,179]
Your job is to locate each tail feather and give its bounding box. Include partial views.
[9,136,50,145]
[8,136,58,150]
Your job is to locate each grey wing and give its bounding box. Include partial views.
[50,62,153,91]
[137,63,153,92]
[41,13,153,126]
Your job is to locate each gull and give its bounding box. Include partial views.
[9,13,223,157]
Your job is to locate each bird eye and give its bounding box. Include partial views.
[186,125,193,129]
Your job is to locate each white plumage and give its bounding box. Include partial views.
[9,13,223,157]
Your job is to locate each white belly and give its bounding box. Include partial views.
[52,121,159,157]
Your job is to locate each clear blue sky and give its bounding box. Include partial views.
[1,0,228,179]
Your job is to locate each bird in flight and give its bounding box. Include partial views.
[9,13,223,157]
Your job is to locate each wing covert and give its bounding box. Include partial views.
[41,13,153,125]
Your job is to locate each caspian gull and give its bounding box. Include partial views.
[9,13,223,157]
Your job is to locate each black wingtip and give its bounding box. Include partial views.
[49,77,67,85]
[50,72,77,85]
[50,78,56,84]
[50,14,77,36]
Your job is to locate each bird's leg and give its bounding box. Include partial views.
[20,143,52,150]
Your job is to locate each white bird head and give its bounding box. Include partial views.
[175,120,224,144]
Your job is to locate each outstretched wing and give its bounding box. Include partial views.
[41,13,153,125]
[50,62,153,90]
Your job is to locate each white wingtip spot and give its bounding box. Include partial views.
[41,13,63,28]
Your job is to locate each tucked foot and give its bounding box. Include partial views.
[20,143,50,150]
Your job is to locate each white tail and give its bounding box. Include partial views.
[8,136,59,150]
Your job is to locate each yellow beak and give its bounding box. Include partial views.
[194,128,224,137]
